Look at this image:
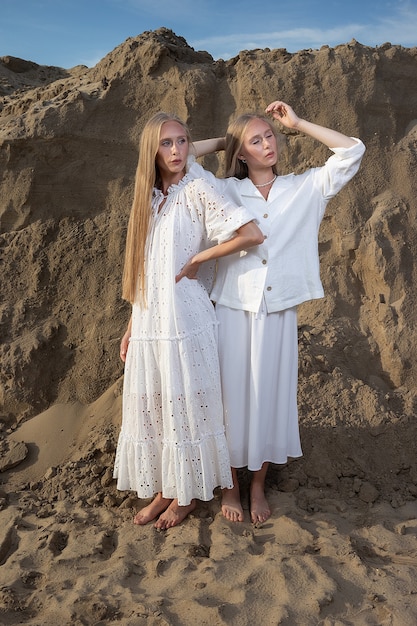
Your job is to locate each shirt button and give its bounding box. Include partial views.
[266,286,272,291]
[262,259,267,265]
[263,213,268,219]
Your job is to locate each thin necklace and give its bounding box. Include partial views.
[253,174,277,188]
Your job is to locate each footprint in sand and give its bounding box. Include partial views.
[0,525,19,566]
[47,530,68,556]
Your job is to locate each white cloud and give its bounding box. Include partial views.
[191,7,417,58]
[368,5,417,44]
[191,27,360,58]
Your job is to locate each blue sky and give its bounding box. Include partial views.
[1,0,417,69]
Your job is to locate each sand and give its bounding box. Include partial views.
[1,28,417,625]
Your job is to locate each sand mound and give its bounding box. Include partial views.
[1,28,416,625]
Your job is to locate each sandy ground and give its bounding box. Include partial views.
[1,29,417,625]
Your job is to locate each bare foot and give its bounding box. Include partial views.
[133,493,172,525]
[221,483,244,522]
[250,484,271,524]
[154,499,196,530]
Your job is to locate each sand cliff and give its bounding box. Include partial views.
[0,28,416,625]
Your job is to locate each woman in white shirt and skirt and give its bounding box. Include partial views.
[196,101,365,524]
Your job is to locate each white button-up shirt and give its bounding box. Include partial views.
[196,139,365,313]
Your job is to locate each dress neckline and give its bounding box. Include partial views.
[154,170,192,202]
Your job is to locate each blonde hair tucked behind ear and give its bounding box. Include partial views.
[225,114,279,179]
[122,112,191,305]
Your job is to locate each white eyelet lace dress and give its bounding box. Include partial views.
[113,163,254,505]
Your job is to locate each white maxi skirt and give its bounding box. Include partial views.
[216,303,303,470]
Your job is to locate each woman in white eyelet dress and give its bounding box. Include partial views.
[112,112,263,530]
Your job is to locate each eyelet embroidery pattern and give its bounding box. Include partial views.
[114,171,254,505]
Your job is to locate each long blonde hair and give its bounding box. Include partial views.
[122,112,191,305]
[225,114,279,179]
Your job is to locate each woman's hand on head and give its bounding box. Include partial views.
[265,101,301,130]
